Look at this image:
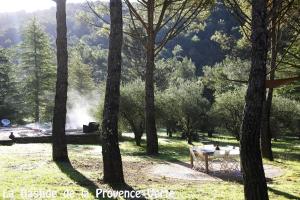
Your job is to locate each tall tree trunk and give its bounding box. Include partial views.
[145,1,158,155]
[52,0,69,162]
[34,79,40,123]
[34,73,40,123]
[261,70,275,160]
[33,23,40,123]
[261,86,274,161]
[101,0,124,185]
[240,0,269,199]
[261,0,279,161]
[34,81,40,123]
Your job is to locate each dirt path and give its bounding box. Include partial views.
[149,162,284,182]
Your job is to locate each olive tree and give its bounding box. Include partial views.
[210,87,300,140]
[158,80,210,144]
[210,87,246,140]
[119,80,145,146]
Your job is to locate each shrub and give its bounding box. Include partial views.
[157,80,210,144]
[210,87,300,139]
[210,88,245,140]
[119,80,145,146]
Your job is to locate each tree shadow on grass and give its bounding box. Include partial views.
[55,162,146,200]
[268,187,300,199]
[55,161,107,199]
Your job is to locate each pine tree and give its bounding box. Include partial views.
[101,0,125,184]
[20,18,56,122]
[0,48,13,118]
[69,51,95,94]
[52,0,69,162]
[240,0,269,198]
[0,48,26,122]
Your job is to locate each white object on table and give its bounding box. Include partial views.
[201,144,215,152]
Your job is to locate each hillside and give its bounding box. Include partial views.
[0,1,240,72]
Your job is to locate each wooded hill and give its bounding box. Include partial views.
[0,1,240,74]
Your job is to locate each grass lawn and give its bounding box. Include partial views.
[0,132,299,200]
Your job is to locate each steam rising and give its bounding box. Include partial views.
[66,90,100,129]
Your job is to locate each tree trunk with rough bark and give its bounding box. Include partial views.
[145,1,158,155]
[261,0,279,161]
[52,0,69,162]
[101,0,125,185]
[261,80,274,161]
[240,0,269,199]
[33,26,40,123]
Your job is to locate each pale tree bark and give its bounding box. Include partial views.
[52,0,69,162]
[101,0,125,184]
[240,0,269,199]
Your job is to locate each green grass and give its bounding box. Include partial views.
[0,133,299,200]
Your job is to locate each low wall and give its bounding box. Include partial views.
[0,133,102,145]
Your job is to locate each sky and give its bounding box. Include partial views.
[0,0,92,13]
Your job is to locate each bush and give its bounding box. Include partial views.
[271,96,300,137]
[157,80,210,144]
[155,55,196,91]
[210,87,300,139]
[119,80,145,146]
[210,88,245,140]
[202,57,250,94]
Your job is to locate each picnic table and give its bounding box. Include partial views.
[190,149,214,173]
[190,145,240,173]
